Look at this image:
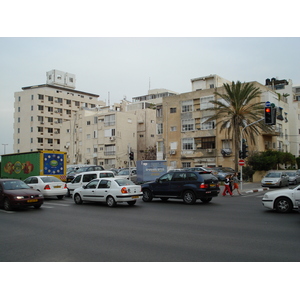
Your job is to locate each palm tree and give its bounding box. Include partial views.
[205,81,269,171]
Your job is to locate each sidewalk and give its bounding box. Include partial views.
[240,182,269,194]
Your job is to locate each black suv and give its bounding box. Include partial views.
[141,171,220,204]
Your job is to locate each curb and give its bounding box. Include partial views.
[244,187,269,194]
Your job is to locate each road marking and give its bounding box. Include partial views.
[0,210,15,214]
[43,202,70,207]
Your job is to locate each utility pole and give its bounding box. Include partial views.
[240,118,264,190]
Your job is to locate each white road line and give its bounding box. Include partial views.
[43,202,70,207]
[0,210,15,214]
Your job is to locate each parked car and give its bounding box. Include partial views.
[283,171,300,185]
[141,170,220,204]
[66,165,105,182]
[117,168,137,180]
[262,185,300,213]
[24,176,67,199]
[210,167,235,181]
[73,178,143,207]
[67,170,116,196]
[261,171,289,187]
[0,179,44,211]
[184,167,217,175]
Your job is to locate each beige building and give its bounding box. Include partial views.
[157,76,294,170]
[14,70,103,153]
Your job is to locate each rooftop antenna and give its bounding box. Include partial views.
[108,91,110,106]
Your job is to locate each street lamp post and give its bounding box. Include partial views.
[240,118,264,190]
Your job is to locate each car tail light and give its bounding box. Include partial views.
[200,183,209,188]
[64,184,67,189]
[44,185,51,190]
[121,187,128,194]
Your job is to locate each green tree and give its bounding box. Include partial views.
[205,81,270,171]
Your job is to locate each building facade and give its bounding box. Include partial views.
[13,70,103,153]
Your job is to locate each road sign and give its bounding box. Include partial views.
[238,159,245,166]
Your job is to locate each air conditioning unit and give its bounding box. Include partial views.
[40,121,44,124]
[110,137,115,141]
[170,150,176,155]
[206,149,213,153]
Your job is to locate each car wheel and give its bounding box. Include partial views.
[57,195,64,200]
[74,193,83,205]
[34,204,42,209]
[142,189,153,202]
[106,196,116,207]
[200,197,212,203]
[127,200,136,206]
[182,190,196,204]
[3,198,12,211]
[275,197,293,213]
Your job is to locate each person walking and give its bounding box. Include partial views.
[232,172,241,195]
[222,175,233,196]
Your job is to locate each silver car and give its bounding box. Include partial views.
[261,171,289,188]
[284,171,300,185]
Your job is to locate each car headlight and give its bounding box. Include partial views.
[263,194,268,199]
[15,196,25,199]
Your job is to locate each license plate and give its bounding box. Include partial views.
[132,195,139,199]
[54,186,61,188]
[210,184,216,188]
[27,199,38,203]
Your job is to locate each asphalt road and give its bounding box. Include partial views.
[1,191,300,262]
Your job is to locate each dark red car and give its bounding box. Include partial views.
[0,179,44,211]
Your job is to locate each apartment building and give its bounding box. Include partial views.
[60,105,138,168]
[158,76,294,170]
[14,70,103,153]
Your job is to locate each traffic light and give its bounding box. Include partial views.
[242,142,248,159]
[129,151,134,161]
[264,106,276,125]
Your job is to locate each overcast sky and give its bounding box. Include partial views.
[1,1,299,156]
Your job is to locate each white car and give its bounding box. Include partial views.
[262,185,300,213]
[24,176,67,199]
[67,170,116,196]
[261,171,289,188]
[72,178,142,207]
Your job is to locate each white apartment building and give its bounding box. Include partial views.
[14,70,103,153]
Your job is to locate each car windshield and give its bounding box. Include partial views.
[285,172,295,176]
[41,177,61,183]
[76,167,90,173]
[115,179,135,186]
[266,172,281,178]
[118,169,129,175]
[2,180,30,190]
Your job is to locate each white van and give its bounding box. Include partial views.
[67,171,115,196]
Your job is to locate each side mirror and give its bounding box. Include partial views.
[83,185,87,189]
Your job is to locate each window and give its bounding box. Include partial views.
[93,130,97,138]
[48,117,53,123]
[104,145,116,156]
[48,138,53,144]
[38,94,44,100]
[48,107,53,112]
[38,105,44,111]
[48,128,53,133]
[38,116,44,122]
[201,137,215,149]
[181,100,193,113]
[104,115,115,126]
[38,127,43,132]
[66,109,71,115]
[156,106,163,118]
[66,99,71,105]
[157,123,163,135]
[56,98,63,103]
[48,96,53,102]
[170,107,176,113]
[200,96,214,109]
[182,138,194,150]
[38,138,43,143]
[56,108,63,113]
[200,117,215,130]
[182,119,194,132]
[87,121,91,125]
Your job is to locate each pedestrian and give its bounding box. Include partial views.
[232,172,241,195]
[222,175,233,196]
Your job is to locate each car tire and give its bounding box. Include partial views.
[127,200,136,206]
[106,196,116,207]
[182,190,196,204]
[200,197,212,203]
[74,193,83,205]
[34,204,42,209]
[275,197,293,213]
[3,198,12,211]
[142,189,153,202]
